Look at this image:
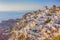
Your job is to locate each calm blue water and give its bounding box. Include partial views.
[0,10,32,22]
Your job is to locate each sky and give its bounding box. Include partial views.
[0,0,60,22]
[0,0,60,11]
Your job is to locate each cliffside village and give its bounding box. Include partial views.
[8,5,60,40]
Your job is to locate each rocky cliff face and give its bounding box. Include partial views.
[0,19,20,40]
[8,9,60,40]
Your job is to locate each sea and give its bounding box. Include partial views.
[0,10,33,22]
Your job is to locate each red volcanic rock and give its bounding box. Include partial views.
[0,28,10,40]
[0,33,9,40]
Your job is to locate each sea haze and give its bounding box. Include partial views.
[0,10,32,22]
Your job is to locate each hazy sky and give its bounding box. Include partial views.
[0,0,60,11]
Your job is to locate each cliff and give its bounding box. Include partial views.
[8,8,60,40]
